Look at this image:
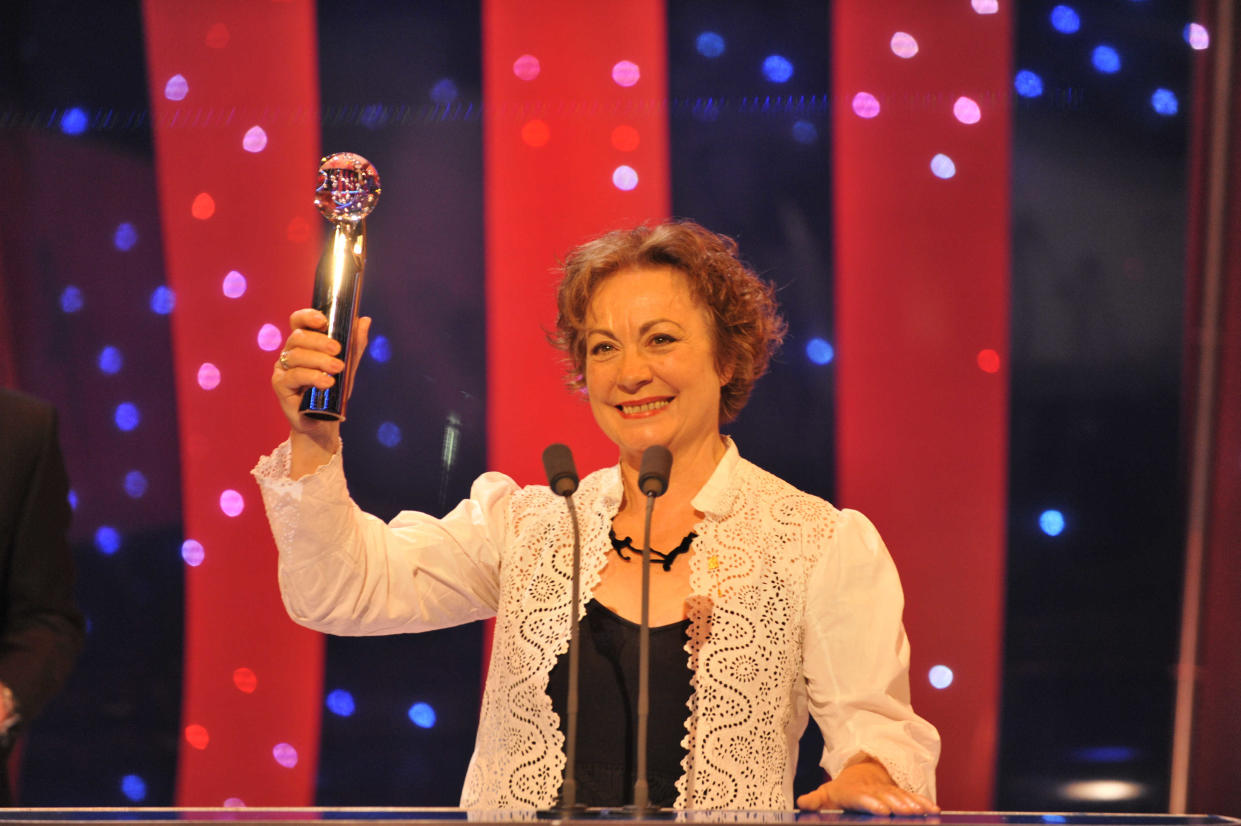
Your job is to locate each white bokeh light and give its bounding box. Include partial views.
[929,665,954,689]
[890,32,919,58]
[953,96,982,124]
[612,165,639,191]
[242,126,267,153]
[851,92,880,119]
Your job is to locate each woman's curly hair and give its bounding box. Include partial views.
[553,220,786,424]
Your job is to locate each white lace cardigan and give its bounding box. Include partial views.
[252,438,940,810]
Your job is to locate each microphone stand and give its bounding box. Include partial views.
[561,492,584,813]
[632,490,657,813]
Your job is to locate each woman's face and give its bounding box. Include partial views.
[583,266,729,463]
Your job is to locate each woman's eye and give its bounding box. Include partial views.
[649,334,677,346]
[590,341,616,355]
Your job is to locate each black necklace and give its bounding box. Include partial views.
[608,528,696,572]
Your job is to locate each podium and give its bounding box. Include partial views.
[0,811,1235,826]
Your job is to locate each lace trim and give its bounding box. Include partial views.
[251,438,346,564]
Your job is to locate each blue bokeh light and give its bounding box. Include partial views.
[1039,509,1066,536]
[150,286,176,315]
[123,470,148,499]
[98,346,123,375]
[94,526,121,555]
[1015,70,1045,98]
[928,665,954,689]
[1043,817,1068,824]
[326,689,356,717]
[114,402,140,432]
[696,31,725,58]
[1151,88,1178,116]
[1074,746,1139,763]
[430,78,459,105]
[408,702,437,728]
[60,286,84,313]
[369,334,391,363]
[791,120,817,144]
[930,153,957,179]
[113,222,138,252]
[762,55,793,83]
[68,489,79,511]
[121,774,147,803]
[1050,5,1081,34]
[377,422,402,448]
[60,107,88,135]
[805,338,834,365]
[1092,45,1121,74]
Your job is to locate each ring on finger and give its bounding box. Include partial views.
[278,350,292,370]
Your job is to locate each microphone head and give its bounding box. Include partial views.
[542,443,579,497]
[637,445,672,497]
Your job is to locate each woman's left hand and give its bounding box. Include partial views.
[796,757,940,815]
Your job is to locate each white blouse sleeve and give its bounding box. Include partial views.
[802,508,941,799]
[252,439,515,636]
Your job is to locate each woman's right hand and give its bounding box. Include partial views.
[271,308,370,476]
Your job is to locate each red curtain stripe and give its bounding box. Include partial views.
[141,0,324,805]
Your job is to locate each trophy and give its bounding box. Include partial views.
[299,152,381,421]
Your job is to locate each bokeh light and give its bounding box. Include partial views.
[890,32,918,58]
[1040,509,1066,536]
[612,60,640,87]
[327,689,356,717]
[95,526,121,555]
[223,798,245,808]
[972,0,999,13]
[1050,6,1081,34]
[851,92,880,119]
[98,346,123,375]
[1151,88,1178,116]
[806,338,834,365]
[191,192,216,220]
[257,323,283,351]
[1015,70,1045,98]
[60,108,88,136]
[185,724,210,750]
[513,54,540,81]
[121,774,147,803]
[930,154,957,179]
[612,165,639,191]
[123,470,148,499]
[242,126,267,153]
[611,124,640,151]
[929,665,955,689]
[181,539,205,567]
[1184,23,1209,50]
[521,119,550,148]
[791,121,817,145]
[68,490,79,511]
[60,286,84,313]
[408,702,437,728]
[205,23,229,49]
[1092,45,1121,74]
[164,74,189,101]
[431,78,459,105]
[977,349,1001,373]
[272,743,299,769]
[150,286,176,315]
[696,32,725,58]
[197,362,221,390]
[368,334,391,363]
[377,422,402,448]
[219,489,245,518]
[114,222,138,251]
[762,55,793,83]
[114,403,140,431]
[233,667,258,693]
[222,270,247,298]
[953,96,981,124]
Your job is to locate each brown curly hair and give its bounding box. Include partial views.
[553,220,786,424]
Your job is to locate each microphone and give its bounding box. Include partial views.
[638,445,672,496]
[633,444,672,813]
[542,443,583,812]
[542,443,579,496]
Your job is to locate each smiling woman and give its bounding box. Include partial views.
[255,219,940,812]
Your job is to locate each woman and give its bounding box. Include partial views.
[254,220,940,813]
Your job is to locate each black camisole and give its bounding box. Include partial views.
[546,599,693,807]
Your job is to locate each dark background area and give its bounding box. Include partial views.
[0,0,1194,811]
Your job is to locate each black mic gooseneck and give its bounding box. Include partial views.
[633,445,672,813]
[541,443,583,813]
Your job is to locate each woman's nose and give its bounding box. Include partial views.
[617,351,653,392]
